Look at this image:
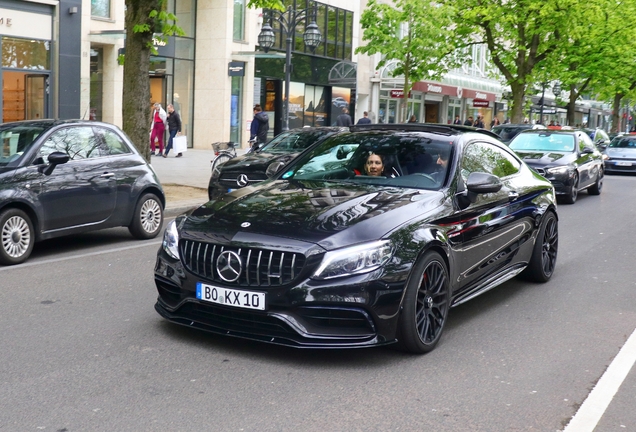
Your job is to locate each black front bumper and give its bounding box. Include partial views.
[153,253,406,349]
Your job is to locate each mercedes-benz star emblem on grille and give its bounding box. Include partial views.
[236,174,249,187]
[241,222,251,228]
[216,251,242,282]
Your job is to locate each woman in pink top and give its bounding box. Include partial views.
[149,103,167,156]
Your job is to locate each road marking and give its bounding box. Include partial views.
[0,240,162,272]
[563,327,636,432]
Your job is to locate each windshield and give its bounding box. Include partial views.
[260,129,336,153]
[279,132,454,190]
[0,124,47,166]
[509,132,575,152]
[492,126,527,142]
[609,137,636,148]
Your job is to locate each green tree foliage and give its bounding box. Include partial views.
[445,0,587,123]
[356,0,456,123]
[123,0,183,161]
[247,0,285,11]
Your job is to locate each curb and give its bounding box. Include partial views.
[165,201,206,218]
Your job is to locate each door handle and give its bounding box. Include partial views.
[100,172,115,178]
[508,191,519,201]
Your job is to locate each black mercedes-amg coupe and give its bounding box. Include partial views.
[154,124,558,354]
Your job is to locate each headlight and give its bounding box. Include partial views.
[162,220,180,259]
[546,166,570,176]
[312,240,394,280]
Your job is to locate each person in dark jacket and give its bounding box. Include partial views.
[336,108,352,126]
[473,115,485,128]
[463,116,474,126]
[163,104,182,157]
[357,111,372,124]
[453,115,462,125]
[250,104,269,151]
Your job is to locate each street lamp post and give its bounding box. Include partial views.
[552,82,562,124]
[257,6,322,132]
[539,82,548,125]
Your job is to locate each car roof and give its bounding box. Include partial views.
[350,123,502,140]
[0,119,120,129]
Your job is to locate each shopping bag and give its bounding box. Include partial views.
[173,135,188,153]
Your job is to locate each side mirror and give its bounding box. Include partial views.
[582,147,594,154]
[457,172,503,209]
[38,151,69,175]
[466,172,503,194]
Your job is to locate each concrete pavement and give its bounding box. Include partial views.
[149,147,247,216]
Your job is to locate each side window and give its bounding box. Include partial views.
[461,142,521,180]
[38,127,103,161]
[578,132,595,151]
[97,127,132,155]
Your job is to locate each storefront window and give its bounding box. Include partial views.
[230,75,243,143]
[90,48,103,121]
[91,0,110,18]
[1,37,50,70]
[233,0,245,41]
[175,0,195,37]
[175,39,195,60]
[174,59,193,142]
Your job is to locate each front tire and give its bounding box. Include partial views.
[397,251,450,354]
[587,167,603,195]
[520,211,558,283]
[562,173,579,204]
[128,193,163,239]
[0,208,35,265]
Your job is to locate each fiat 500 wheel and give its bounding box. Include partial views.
[129,193,163,239]
[520,211,558,283]
[397,251,450,354]
[0,208,35,266]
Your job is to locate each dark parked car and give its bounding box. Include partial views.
[602,134,636,174]
[491,123,546,144]
[208,127,345,200]
[583,128,611,149]
[154,123,558,354]
[509,129,604,204]
[0,119,165,265]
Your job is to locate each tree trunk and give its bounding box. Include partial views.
[123,0,160,162]
[509,82,526,124]
[611,93,623,134]
[566,84,578,126]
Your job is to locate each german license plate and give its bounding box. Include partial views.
[196,282,266,310]
[616,161,632,166]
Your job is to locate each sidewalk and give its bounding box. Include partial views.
[149,147,247,216]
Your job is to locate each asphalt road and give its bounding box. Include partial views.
[1,175,635,432]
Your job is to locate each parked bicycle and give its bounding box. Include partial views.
[210,142,237,174]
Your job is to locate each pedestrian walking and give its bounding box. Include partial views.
[408,115,417,123]
[250,104,269,151]
[473,115,484,128]
[336,107,352,126]
[490,117,500,129]
[453,115,462,125]
[149,102,167,156]
[357,111,372,125]
[463,116,474,126]
[163,103,182,158]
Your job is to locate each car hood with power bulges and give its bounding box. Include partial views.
[221,151,300,172]
[513,150,576,166]
[182,180,446,250]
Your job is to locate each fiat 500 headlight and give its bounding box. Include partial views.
[312,240,394,280]
[162,220,180,259]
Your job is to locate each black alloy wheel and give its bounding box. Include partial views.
[588,168,603,195]
[397,251,450,354]
[562,173,579,204]
[521,211,558,283]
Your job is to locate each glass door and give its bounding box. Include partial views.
[25,74,48,120]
